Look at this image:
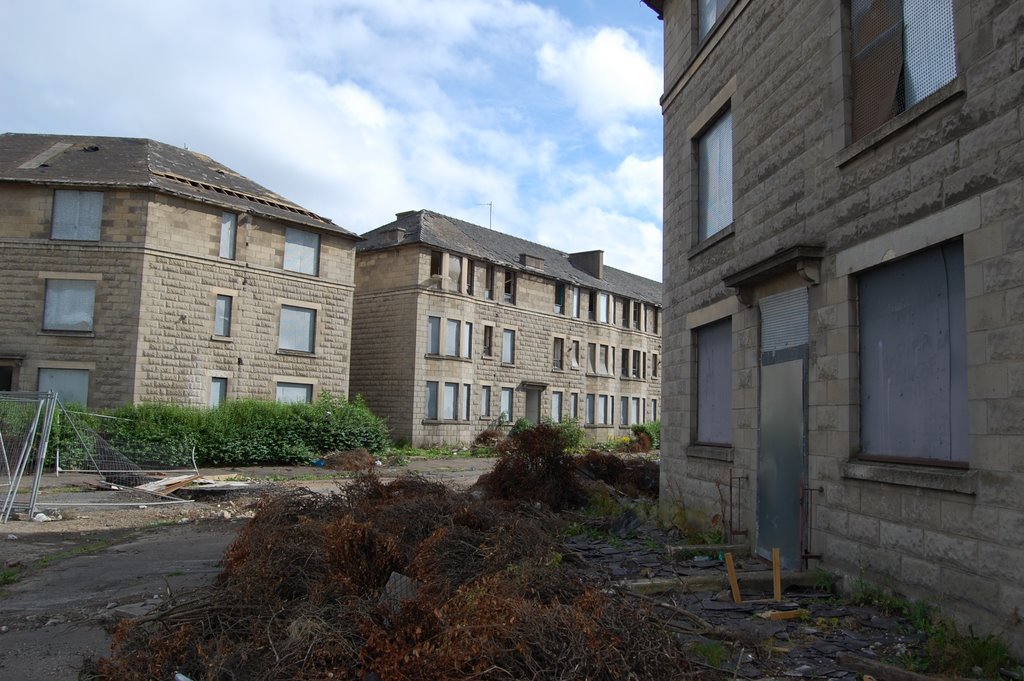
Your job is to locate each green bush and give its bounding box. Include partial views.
[48,393,390,468]
[631,421,661,449]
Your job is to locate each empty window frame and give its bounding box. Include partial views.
[51,190,102,241]
[653,353,659,378]
[620,396,629,425]
[482,325,494,356]
[38,368,89,405]
[467,261,476,295]
[210,377,228,407]
[283,228,319,275]
[443,382,459,420]
[481,385,492,417]
[587,343,597,373]
[276,382,313,404]
[587,290,597,320]
[449,255,463,292]
[585,394,596,425]
[446,319,461,357]
[551,391,563,422]
[552,337,564,370]
[554,283,566,315]
[503,270,516,304]
[621,348,630,377]
[652,399,658,422]
[633,302,642,330]
[859,241,967,463]
[485,265,496,300]
[425,381,439,419]
[653,309,660,334]
[501,329,515,364]
[43,279,96,332]
[462,383,471,420]
[279,305,316,353]
[430,250,443,276]
[462,322,473,359]
[695,317,733,445]
[219,212,237,259]
[632,350,642,379]
[849,0,957,142]
[570,340,580,369]
[569,393,579,420]
[214,294,232,337]
[698,109,734,241]
[621,299,630,328]
[427,316,441,355]
[698,0,730,40]
[500,387,514,420]
[598,345,609,374]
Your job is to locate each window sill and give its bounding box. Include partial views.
[500,362,516,368]
[837,76,966,168]
[688,224,734,259]
[422,419,473,425]
[841,460,977,496]
[38,330,95,338]
[281,268,320,279]
[688,444,735,463]
[210,335,233,343]
[620,376,646,383]
[585,424,615,429]
[276,349,316,357]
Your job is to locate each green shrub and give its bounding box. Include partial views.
[631,421,661,449]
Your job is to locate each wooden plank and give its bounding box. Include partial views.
[836,653,946,681]
[724,552,742,603]
[772,547,782,601]
[757,608,809,621]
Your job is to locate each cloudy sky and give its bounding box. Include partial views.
[1,1,664,280]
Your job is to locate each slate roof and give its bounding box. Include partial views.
[0,132,356,237]
[359,210,662,306]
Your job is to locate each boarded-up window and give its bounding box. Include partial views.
[860,241,967,462]
[443,382,458,420]
[446,319,461,356]
[449,255,462,292]
[698,110,733,240]
[462,322,473,359]
[210,377,228,407]
[276,382,312,404]
[427,316,440,354]
[214,295,232,337]
[279,305,315,352]
[699,0,730,40]
[696,318,732,445]
[850,0,957,141]
[425,381,438,419]
[283,228,319,275]
[51,190,102,241]
[481,385,491,417]
[502,329,515,364]
[551,391,563,422]
[500,387,514,420]
[620,396,629,425]
[586,394,596,424]
[219,213,236,259]
[44,280,96,332]
[38,368,89,405]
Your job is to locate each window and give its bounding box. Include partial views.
[850,0,957,142]
[51,190,102,241]
[503,270,516,304]
[696,318,733,445]
[587,343,597,373]
[425,381,439,419]
[502,329,515,364]
[38,368,89,405]
[653,309,660,334]
[462,322,473,359]
[0,366,13,391]
[572,287,581,318]
[570,340,580,369]
[585,394,596,425]
[698,0,730,40]
[633,302,642,330]
[276,382,312,404]
[598,395,608,425]
[620,396,629,425]
[599,345,609,374]
[214,295,232,337]
[449,255,462,292]
[570,393,579,419]
[621,299,630,328]
[467,261,476,295]
[652,399,658,422]
[210,377,228,407]
[219,213,236,259]
[632,397,641,426]
[462,383,471,420]
[551,391,563,422]
[279,305,316,353]
[443,382,458,420]
[552,338,564,370]
[621,348,630,377]
[283,228,319,275]
[860,241,967,462]
[481,385,492,417]
[500,387,514,420]
[598,293,610,323]
[43,280,96,332]
[653,353,659,378]
[427,316,441,354]
[698,110,734,241]
[485,265,495,300]
[554,283,566,314]
[446,319,461,356]
[587,290,596,320]
[483,326,494,356]
[430,250,443,276]
[632,350,642,379]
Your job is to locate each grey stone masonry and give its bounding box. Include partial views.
[650,0,1024,656]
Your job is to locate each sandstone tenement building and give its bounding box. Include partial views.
[645,0,1024,653]
[350,210,662,445]
[0,133,359,408]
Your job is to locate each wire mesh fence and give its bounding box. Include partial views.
[1,392,57,522]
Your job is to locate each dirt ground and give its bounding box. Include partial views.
[0,457,495,681]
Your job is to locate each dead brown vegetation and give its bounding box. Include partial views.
[576,451,660,498]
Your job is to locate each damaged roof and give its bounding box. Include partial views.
[0,132,356,237]
[359,209,662,306]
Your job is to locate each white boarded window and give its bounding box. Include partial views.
[586,394,596,424]
[279,305,316,352]
[572,286,580,318]
[38,368,89,405]
[500,387,514,420]
[214,295,232,337]
[446,319,461,356]
[425,381,439,419]
[44,280,96,332]
[631,397,641,425]
[443,382,458,420]
[860,241,967,462]
[598,293,610,323]
[502,329,515,364]
[427,316,440,354]
[481,385,492,417]
[283,228,319,275]
[698,110,733,240]
[551,391,563,422]
[51,190,102,241]
[620,396,629,425]
[219,213,237,259]
[598,395,608,425]
[276,382,312,404]
[449,255,462,292]
[696,318,733,445]
[462,322,473,359]
[210,377,228,407]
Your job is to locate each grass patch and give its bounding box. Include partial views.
[694,640,729,667]
[35,539,112,569]
[0,566,22,585]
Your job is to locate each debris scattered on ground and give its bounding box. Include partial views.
[317,448,376,471]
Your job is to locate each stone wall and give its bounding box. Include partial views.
[656,0,1024,653]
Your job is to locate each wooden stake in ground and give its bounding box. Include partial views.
[772,547,782,601]
[725,552,742,603]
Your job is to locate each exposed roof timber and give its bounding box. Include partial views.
[641,0,664,19]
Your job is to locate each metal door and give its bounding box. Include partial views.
[757,288,808,569]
